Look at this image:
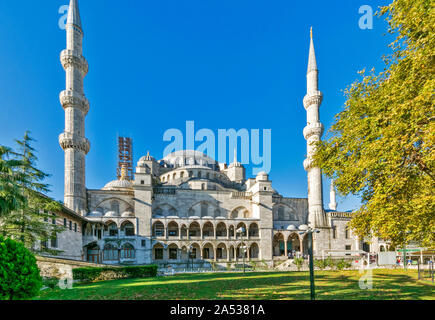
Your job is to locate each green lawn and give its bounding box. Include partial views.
[35,269,434,300]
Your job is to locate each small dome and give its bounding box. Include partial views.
[256,171,269,181]
[121,211,135,218]
[202,216,214,219]
[298,224,309,231]
[104,211,119,217]
[103,179,132,190]
[87,211,103,217]
[190,216,200,219]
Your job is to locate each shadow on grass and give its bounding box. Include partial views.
[35,270,434,301]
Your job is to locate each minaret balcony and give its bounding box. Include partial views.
[60,49,88,75]
[303,158,313,171]
[59,90,90,115]
[303,123,324,140]
[59,132,90,154]
[303,91,323,109]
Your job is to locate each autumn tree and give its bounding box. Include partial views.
[313,0,434,248]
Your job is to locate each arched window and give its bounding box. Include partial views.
[198,171,202,178]
[180,171,185,178]
[108,223,118,237]
[121,222,135,236]
[103,244,119,261]
[111,200,119,214]
[173,173,176,180]
[345,226,349,239]
[152,221,165,237]
[201,183,206,190]
[188,171,193,178]
[121,243,135,259]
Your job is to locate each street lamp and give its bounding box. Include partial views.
[298,225,320,300]
[236,227,247,274]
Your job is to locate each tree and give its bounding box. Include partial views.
[0,237,42,300]
[0,132,64,253]
[0,146,25,216]
[313,0,434,248]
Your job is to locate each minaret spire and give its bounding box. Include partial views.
[329,180,337,211]
[303,27,327,228]
[67,0,82,29]
[59,0,90,215]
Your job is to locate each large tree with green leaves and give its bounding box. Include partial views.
[313,0,434,248]
[0,132,64,254]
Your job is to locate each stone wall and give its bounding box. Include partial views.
[36,256,115,279]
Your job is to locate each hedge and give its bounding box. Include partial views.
[72,265,158,282]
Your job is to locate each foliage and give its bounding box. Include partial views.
[42,278,59,289]
[312,0,435,248]
[292,258,304,271]
[314,259,327,270]
[0,132,64,253]
[335,259,352,271]
[72,265,158,283]
[0,237,42,300]
[0,147,25,216]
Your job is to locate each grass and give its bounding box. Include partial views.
[35,269,434,300]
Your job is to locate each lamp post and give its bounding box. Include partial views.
[236,227,246,274]
[400,230,412,270]
[299,225,320,300]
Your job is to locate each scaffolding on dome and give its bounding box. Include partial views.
[117,137,133,181]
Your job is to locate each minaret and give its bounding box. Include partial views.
[59,0,90,214]
[329,180,337,211]
[302,28,327,227]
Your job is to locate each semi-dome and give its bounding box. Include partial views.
[104,211,120,217]
[286,224,297,231]
[121,211,135,218]
[87,211,103,217]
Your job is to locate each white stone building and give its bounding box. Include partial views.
[56,0,381,267]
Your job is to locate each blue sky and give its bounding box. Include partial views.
[0,0,393,211]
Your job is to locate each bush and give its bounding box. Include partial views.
[314,259,327,270]
[0,237,42,300]
[293,258,304,271]
[72,265,158,282]
[335,259,352,270]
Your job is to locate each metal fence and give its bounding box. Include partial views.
[417,261,434,283]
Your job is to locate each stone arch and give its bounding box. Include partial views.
[202,221,214,237]
[287,233,301,255]
[106,221,119,237]
[121,220,135,236]
[249,242,260,259]
[248,223,259,237]
[167,221,179,237]
[94,197,132,214]
[273,233,285,256]
[230,206,250,219]
[216,222,227,237]
[103,243,119,261]
[189,221,201,237]
[120,242,135,259]
[152,242,164,260]
[152,221,165,237]
[216,242,227,260]
[201,242,214,259]
[236,222,247,237]
[168,243,179,260]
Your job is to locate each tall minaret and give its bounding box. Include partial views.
[302,28,327,227]
[329,180,337,211]
[59,0,90,214]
